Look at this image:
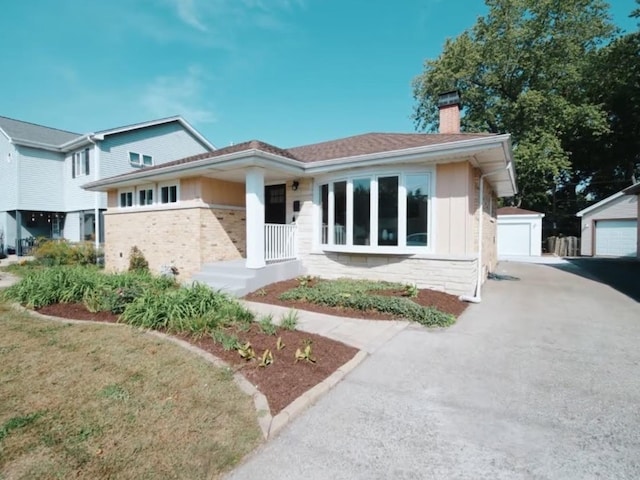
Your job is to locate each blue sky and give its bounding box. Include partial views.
[0,0,637,148]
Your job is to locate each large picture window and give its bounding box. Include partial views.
[319,171,431,251]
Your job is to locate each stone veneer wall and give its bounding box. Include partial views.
[303,252,477,296]
[104,204,245,279]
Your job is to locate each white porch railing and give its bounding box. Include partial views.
[265,223,297,262]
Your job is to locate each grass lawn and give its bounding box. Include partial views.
[0,303,262,479]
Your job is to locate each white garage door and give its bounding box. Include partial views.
[498,223,531,256]
[594,220,637,257]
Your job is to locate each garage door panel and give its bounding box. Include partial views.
[498,223,531,256]
[595,220,637,257]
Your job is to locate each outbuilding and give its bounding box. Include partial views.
[497,207,544,257]
[576,190,638,257]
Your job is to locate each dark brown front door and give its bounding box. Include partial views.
[265,184,286,224]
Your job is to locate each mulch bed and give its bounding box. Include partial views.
[35,303,358,415]
[244,278,468,319]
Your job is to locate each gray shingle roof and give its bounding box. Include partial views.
[0,116,81,146]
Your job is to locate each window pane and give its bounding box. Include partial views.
[120,193,126,207]
[169,186,177,203]
[129,152,140,164]
[161,186,169,204]
[378,176,398,246]
[406,175,429,246]
[142,155,153,166]
[333,181,346,245]
[320,184,328,244]
[127,192,132,206]
[147,189,153,204]
[353,178,370,245]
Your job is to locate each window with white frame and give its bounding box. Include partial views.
[138,185,154,206]
[129,152,153,167]
[160,184,178,204]
[119,190,134,208]
[72,148,90,178]
[319,172,431,250]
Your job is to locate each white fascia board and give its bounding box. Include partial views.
[575,191,625,217]
[59,135,93,151]
[11,137,64,152]
[498,213,545,220]
[0,127,11,141]
[83,150,305,191]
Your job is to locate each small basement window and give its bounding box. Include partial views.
[160,184,178,204]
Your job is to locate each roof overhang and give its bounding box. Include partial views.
[623,183,640,196]
[84,134,518,196]
[576,191,626,217]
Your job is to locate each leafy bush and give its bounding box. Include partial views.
[33,239,100,266]
[119,283,254,335]
[128,246,149,272]
[2,266,176,311]
[279,278,454,327]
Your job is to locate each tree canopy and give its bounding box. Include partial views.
[413,0,638,229]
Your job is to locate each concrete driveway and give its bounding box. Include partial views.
[227,262,640,480]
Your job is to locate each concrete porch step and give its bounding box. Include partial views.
[192,259,304,297]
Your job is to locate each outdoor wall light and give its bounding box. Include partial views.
[292,180,299,191]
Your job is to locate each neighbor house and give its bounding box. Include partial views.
[0,115,214,254]
[622,182,640,258]
[576,188,638,257]
[84,92,517,298]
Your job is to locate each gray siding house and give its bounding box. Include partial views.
[0,116,214,254]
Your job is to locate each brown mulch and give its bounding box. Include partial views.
[34,303,358,415]
[244,278,468,319]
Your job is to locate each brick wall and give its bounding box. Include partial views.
[104,205,246,279]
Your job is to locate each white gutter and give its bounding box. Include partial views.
[460,162,512,304]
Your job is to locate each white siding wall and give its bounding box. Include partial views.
[63,146,100,212]
[16,146,65,211]
[0,135,18,211]
[63,211,80,242]
[580,195,637,256]
[99,122,210,180]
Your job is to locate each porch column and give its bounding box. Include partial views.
[245,167,265,269]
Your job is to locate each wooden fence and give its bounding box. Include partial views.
[546,236,580,257]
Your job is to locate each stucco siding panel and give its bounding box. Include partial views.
[99,122,210,180]
[580,195,637,256]
[201,178,245,206]
[435,162,473,256]
[16,146,65,211]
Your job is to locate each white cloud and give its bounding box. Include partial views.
[170,0,207,31]
[165,0,305,33]
[140,66,216,124]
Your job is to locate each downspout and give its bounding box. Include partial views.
[87,135,101,255]
[460,163,512,303]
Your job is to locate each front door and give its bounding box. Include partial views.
[265,184,286,224]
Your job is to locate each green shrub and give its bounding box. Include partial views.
[119,283,254,334]
[128,246,149,272]
[280,310,299,331]
[258,314,277,335]
[279,278,454,327]
[33,239,100,266]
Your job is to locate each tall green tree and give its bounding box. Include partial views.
[412,0,616,211]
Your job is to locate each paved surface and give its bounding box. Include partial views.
[558,258,640,302]
[228,262,640,479]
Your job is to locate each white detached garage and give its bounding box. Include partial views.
[497,207,544,257]
[576,191,638,257]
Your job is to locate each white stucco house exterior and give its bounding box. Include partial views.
[0,115,214,254]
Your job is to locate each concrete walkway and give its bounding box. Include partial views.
[228,262,640,479]
[244,301,409,353]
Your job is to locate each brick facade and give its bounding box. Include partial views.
[104,204,245,279]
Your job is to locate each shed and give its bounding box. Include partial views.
[576,191,638,257]
[497,207,545,257]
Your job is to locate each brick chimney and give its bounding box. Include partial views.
[437,90,461,134]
